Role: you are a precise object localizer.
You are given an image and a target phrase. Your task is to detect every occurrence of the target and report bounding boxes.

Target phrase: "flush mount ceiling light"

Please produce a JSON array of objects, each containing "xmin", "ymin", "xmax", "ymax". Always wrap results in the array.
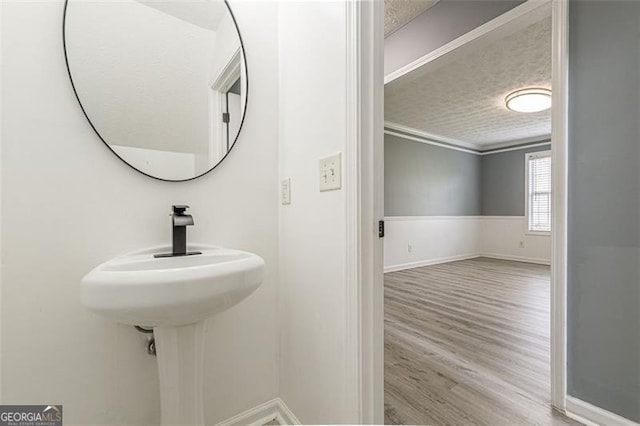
[{"xmin": 505, "ymin": 88, "xmax": 552, "ymax": 113}]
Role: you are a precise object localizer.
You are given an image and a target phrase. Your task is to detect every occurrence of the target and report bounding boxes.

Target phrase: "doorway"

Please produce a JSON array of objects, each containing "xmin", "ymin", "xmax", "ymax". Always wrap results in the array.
[{"xmin": 353, "ymin": 0, "xmax": 570, "ymax": 423}]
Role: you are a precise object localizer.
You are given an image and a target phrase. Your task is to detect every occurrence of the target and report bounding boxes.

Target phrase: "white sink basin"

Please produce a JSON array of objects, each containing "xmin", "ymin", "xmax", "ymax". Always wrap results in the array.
[
  {"xmin": 81, "ymin": 243, "xmax": 264, "ymax": 425},
  {"xmin": 82, "ymin": 244, "xmax": 264, "ymax": 327}
]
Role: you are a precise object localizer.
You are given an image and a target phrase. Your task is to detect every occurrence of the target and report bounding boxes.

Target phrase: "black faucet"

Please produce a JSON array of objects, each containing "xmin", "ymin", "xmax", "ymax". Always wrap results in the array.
[
  {"xmin": 154, "ymin": 205, "xmax": 201, "ymax": 258},
  {"xmin": 171, "ymin": 205, "xmax": 193, "ymax": 255}
]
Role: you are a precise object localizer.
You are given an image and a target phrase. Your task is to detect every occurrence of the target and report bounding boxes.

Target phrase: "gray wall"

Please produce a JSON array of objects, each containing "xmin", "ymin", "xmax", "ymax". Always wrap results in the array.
[
  {"xmin": 385, "ymin": 133, "xmax": 550, "ymax": 217},
  {"xmin": 568, "ymin": 1, "xmax": 640, "ymax": 421},
  {"xmin": 384, "ymin": 0, "xmax": 523, "ymax": 76},
  {"xmin": 385, "ymin": 134, "xmax": 481, "ymax": 216},
  {"xmin": 481, "ymin": 144, "xmax": 550, "ymax": 216}
]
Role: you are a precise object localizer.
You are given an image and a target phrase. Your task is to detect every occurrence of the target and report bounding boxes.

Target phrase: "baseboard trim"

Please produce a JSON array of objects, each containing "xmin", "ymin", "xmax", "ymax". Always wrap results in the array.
[
  {"xmin": 480, "ymin": 253, "xmax": 551, "ymax": 265},
  {"xmin": 383, "ymin": 215, "xmax": 526, "ymax": 221},
  {"xmin": 384, "ymin": 253, "xmax": 481, "ymax": 273},
  {"xmin": 215, "ymin": 398, "xmax": 300, "ymax": 426},
  {"xmin": 384, "ymin": 215, "xmax": 483, "ymax": 221},
  {"xmin": 566, "ymin": 396, "xmax": 639, "ymax": 426},
  {"xmin": 385, "ymin": 253, "xmax": 552, "ymax": 272}
]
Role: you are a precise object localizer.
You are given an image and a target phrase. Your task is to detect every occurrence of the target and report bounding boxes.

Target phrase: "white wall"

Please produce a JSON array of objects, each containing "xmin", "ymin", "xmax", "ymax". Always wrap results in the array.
[
  {"xmin": 384, "ymin": 216, "xmax": 551, "ymax": 272},
  {"xmin": 209, "ymin": 9, "xmax": 242, "ymax": 87},
  {"xmin": 278, "ymin": 1, "xmax": 353, "ymax": 423},
  {"xmin": 0, "ymin": 0, "xmax": 3, "ymax": 397},
  {"xmin": 384, "ymin": 216, "xmax": 481, "ymax": 272},
  {"xmin": 206, "ymin": 10, "xmax": 244, "ymax": 172},
  {"xmin": 65, "ymin": 0, "xmax": 216, "ymax": 157},
  {"xmin": 1, "ymin": 1, "xmax": 278, "ymax": 424},
  {"xmin": 480, "ymin": 216, "xmax": 551, "ymax": 264},
  {"xmin": 111, "ymin": 145, "xmax": 196, "ymax": 180}
]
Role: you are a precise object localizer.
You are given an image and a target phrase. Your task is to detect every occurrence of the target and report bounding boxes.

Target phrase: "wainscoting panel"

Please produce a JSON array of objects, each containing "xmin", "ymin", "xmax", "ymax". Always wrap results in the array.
[
  {"xmin": 384, "ymin": 216, "xmax": 481, "ymax": 272},
  {"xmin": 384, "ymin": 216, "xmax": 551, "ymax": 272},
  {"xmin": 480, "ymin": 216, "xmax": 551, "ymax": 265}
]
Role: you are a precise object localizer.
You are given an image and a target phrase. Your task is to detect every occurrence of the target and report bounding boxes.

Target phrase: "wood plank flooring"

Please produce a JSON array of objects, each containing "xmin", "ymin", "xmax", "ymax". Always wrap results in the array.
[{"xmin": 384, "ymin": 257, "xmax": 579, "ymax": 426}]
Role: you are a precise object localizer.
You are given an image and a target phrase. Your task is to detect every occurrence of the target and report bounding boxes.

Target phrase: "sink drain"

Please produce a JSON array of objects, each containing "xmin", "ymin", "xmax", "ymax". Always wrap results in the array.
[
  {"xmin": 147, "ymin": 336, "xmax": 156, "ymax": 356},
  {"xmin": 134, "ymin": 325, "xmax": 156, "ymax": 356}
]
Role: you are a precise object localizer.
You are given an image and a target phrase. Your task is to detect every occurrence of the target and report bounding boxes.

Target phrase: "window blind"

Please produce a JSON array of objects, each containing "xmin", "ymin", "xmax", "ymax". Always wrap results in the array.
[{"xmin": 528, "ymin": 153, "xmax": 551, "ymax": 232}]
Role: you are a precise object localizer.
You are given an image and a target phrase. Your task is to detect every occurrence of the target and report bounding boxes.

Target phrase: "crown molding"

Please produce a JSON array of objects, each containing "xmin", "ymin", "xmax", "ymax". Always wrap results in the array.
[
  {"xmin": 385, "ymin": 121, "xmax": 551, "ymax": 155},
  {"xmin": 384, "ymin": 121, "xmax": 481, "ymax": 151},
  {"xmin": 482, "ymin": 135, "xmax": 551, "ymax": 151}
]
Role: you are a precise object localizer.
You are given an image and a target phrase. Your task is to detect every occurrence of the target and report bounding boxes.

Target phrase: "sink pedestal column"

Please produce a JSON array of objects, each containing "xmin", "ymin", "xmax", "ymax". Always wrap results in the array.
[{"xmin": 154, "ymin": 322, "xmax": 206, "ymax": 426}]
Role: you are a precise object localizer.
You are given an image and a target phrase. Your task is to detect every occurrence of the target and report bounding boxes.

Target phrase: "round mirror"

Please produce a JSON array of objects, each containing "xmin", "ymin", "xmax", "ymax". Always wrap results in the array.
[{"xmin": 63, "ymin": 0, "xmax": 248, "ymax": 181}]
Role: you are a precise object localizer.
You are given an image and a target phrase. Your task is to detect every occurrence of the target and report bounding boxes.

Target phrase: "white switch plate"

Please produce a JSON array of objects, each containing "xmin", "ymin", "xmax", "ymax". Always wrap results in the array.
[
  {"xmin": 281, "ymin": 178, "xmax": 291, "ymax": 205},
  {"xmin": 319, "ymin": 153, "xmax": 342, "ymax": 192}
]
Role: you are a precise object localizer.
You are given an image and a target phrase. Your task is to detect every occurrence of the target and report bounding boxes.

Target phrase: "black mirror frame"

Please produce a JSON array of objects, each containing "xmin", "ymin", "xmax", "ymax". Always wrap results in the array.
[{"xmin": 62, "ymin": 0, "xmax": 249, "ymax": 182}]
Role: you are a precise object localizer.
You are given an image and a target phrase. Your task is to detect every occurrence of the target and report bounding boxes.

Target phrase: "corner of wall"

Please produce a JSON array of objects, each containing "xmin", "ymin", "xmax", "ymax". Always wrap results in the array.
[
  {"xmin": 276, "ymin": 1, "xmax": 351, "ymax": 422},
  {"xmin": 0, "ymin": 0, "xmax": 4, "ymax": 403}
]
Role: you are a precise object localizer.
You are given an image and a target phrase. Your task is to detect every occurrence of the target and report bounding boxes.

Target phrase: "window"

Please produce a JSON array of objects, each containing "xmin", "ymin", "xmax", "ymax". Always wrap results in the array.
[{"xmin": 526, "ymin": 151, "xmax": 552, "ymax": 233}]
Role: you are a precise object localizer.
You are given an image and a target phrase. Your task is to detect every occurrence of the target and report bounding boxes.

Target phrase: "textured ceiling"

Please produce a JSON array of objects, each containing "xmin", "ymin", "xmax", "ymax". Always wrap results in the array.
[
  {"xmin": 384, "ymin": 0, "xmax": 439, "ymax": 38},
  {"xmin": 385, "ymin": 17, "xmax": 552, "ymax": 147}
]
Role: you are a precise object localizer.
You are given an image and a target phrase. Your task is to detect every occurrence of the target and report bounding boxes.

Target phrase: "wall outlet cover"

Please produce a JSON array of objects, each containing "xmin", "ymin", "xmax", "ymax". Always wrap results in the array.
[{"xmin": 319, "ymin": 153, "xmax": 342, "ymax": 192}]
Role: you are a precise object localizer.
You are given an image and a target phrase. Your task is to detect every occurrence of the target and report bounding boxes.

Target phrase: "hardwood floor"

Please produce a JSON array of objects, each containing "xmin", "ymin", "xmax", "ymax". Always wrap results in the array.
[{"xmin": 384, "ymin": 257, "xmax": 579, "ymax": 426}]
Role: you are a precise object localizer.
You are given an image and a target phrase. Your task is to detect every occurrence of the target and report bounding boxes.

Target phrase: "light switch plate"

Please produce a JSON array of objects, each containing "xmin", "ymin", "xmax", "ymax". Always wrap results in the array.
[
  {"xmin": 281, "ymin": 178, "xmax": 291, "ymax": 205},
  {"xmin": 319, "ymin": 153, "xmax": 342, "ymax": 192}
]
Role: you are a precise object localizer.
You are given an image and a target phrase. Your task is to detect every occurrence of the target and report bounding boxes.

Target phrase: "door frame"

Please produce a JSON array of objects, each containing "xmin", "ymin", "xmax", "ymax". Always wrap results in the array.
[
  {"xmin": 550, "ymin": 0, "xmax": 569, "ymax": 410},
  {"xmin": 348, "ymin": 0, "xmax": 570, "ymax": 421},
  {"xmin": 345, "ymin": 0, "xmax": 385, "ymax": 422},
  {"xmin": 209, "ymin": 48, "xmax": 244, "ymax": 164}
]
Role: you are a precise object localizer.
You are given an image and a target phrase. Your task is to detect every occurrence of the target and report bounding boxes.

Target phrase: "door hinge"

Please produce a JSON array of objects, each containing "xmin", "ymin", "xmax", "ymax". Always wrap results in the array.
[
  {"xmin": 222, "ymin": 112, "xmax": 230, "ymax": 123},
  {"xmin": 378, "ymin": 220, "xmax": 385, "ymax": 238}
]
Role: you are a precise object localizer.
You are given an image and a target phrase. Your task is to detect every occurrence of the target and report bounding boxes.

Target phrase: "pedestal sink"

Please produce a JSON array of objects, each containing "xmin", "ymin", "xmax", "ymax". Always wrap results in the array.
[{"xmin": 81, "ymin": 244, "xmax": 264, "ymax": 425}]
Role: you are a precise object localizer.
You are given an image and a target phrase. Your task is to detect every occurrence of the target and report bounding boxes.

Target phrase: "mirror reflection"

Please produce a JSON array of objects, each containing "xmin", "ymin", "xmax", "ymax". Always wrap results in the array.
[{"xmin": 64, "ymin": 0, "xmax": 248, "ymax": 181}]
